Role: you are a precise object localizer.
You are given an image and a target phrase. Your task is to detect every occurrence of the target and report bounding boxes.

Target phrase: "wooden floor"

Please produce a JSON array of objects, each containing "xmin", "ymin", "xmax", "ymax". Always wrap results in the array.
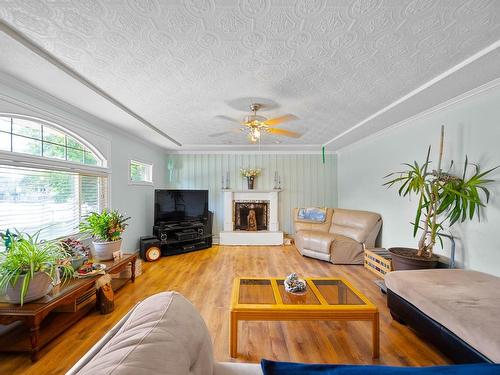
[{"xmin": 0, "ymin": 245, "xmax": 450, "ymax": 374}]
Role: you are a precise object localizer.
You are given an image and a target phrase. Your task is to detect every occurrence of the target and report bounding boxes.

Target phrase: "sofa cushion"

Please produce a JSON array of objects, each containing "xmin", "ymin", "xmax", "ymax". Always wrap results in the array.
[
  {"xmin": 295, "ymin": 230, "xmax": 335, "ymax": 254},
  {"xmin": 260, "ymin": 359, "xmax": 500, "ymax": 375},
  {"xmin": 329, "ymin": 208, "xmax": 381, "ymax": 244},
  {"xmin": 385, "ymin": 269, "xmax": 500, "ymax": 362},
  {"xmin": 74, "ymin": 292, "xmax": 214, "ymax": 375}
]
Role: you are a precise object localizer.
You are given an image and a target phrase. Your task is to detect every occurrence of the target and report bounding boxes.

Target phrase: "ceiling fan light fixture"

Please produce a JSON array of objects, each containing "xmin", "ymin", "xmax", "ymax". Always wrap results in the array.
[{"xmin": 243, "ymin": 114, "xmax": 266, "ymax": 125}]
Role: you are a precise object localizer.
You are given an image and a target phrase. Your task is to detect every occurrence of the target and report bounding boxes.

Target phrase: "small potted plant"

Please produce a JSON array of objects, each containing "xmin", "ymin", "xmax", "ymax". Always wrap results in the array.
[
  {"xmin": 79, "ymin": 209, "xmax": 130, "ymax": 260},
  {"xmin": 61, "ymin": 238, "xmax": 90, "ymax": 270},
  {"xmin": 384, "ymin": 127, "xmax": 498, "ymax": 270},
  {"xmin": 0, "ymin": 229, "xmax": 73, "ymax": 306},
  {"xmin": 240, "ymin": 168, "xmax": 261, "ymax": 190}
]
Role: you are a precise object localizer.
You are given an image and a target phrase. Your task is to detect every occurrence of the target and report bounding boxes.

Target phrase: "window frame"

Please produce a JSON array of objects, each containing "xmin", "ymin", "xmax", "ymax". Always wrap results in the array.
[
  {"xmin": 0, "ymin": 113, "xmax": 107, "ymax": 171},
  {"xmin": 128, "ymin": 158, "xmax": 153, "ymax": 186},
  {"xmin": 0, "ymin": 113, "xmax": 110, "ymax": 241}
]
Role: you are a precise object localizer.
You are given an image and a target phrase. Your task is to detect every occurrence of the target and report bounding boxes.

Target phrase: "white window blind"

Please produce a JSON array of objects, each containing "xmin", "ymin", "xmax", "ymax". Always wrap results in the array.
[{"xmin": 0, "ymin": 165, "xmax": 107, "ymax": 242}]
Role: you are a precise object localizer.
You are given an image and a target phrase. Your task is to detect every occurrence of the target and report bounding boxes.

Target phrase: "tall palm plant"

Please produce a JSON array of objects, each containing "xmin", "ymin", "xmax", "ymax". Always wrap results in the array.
[{"xmin": 384, "ymin": 126, "xmax": 498, "ymax": 258}]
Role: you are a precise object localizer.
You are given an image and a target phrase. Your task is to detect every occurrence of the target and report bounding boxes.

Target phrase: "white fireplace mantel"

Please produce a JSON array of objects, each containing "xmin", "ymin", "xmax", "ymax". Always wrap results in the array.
[{"xmin": 219, "ymin": 189, "xmax": 283, "ymax": 245}]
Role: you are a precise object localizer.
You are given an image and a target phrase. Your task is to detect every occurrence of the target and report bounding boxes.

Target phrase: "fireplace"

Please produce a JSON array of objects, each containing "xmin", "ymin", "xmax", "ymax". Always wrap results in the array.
[
  {"xmin": 220, "ymin": 189, "xmax": 283, "ymax": 245},
  {"xmin": 234, "ymin": 201, "xmax": 269, "ymax": 231}
]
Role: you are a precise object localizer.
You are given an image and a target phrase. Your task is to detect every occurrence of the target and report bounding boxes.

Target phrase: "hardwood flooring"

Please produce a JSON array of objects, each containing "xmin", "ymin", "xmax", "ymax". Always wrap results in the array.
[{"xmin": 0, "ymin": 245, "xmax": 450, "ymax": 374}]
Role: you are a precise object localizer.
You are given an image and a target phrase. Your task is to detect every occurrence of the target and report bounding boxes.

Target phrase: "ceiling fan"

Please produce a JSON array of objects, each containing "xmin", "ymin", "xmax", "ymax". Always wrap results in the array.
[{"xmin": 209, "ymin": 103, "xmax": 302, "ymax": 143}]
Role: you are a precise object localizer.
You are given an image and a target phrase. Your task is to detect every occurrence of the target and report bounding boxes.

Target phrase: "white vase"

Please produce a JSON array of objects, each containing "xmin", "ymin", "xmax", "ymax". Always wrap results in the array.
[
  {"xmin": 6, "ymin": 272, "xmax": 53, "ymax": 304},
  {"xmin": 92, "ymin": 240, "xmax": 122, "ymax": 260}
]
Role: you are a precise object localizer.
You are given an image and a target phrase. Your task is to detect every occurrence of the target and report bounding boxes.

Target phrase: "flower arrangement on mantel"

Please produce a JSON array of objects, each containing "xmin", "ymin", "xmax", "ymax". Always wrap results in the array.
[{"xmin": 240, "ymin": 168, "xmax": 261, "ymax": 190}]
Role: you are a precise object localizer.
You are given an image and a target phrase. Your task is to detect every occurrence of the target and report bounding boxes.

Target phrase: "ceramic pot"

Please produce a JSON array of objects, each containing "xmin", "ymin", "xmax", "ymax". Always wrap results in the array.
[
  {"xmin": 70, "ymin": 255, "xmax": 88, "ymax": 270},
  {"xmin": 93, "ymin": 239, "xmax": 121, "ymax": 260},
  {"xmin": 6, "ymin": 272, "xmax": 53, "ymax": 304},
  {"xmin": 247, "ymin": 176, "xmax": 255, "ymax": 189},
  {"xmin": 389, "ymin": 247, "xmax": 439, "ymax": 270}
]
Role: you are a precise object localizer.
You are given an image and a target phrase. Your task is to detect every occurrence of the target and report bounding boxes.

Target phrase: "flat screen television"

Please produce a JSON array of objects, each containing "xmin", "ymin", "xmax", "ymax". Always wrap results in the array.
[{"xmin": 154, "ymin": 189, "xmax": 209, "ymax": 224}]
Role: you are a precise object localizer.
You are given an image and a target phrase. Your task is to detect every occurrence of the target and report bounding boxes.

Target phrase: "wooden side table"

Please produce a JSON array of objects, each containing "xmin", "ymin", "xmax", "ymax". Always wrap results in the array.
[{"xmin": 0, "ymin": 253, "xmax": 137, "ymax": 362}]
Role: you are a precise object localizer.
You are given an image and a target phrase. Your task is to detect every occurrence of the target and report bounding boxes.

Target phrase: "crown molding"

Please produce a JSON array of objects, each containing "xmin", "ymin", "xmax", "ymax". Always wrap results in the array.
[
  {"xmin": 0, "ymin": 72, "xmax": 171, "ymax": 155},
  {"xmin": 336, "ymin": 75, "xmax": 500, "ymax": 153},
  {"xmin": 170, "ymin": 144, "xmax": 333, "ymax": 154},
  {"xmin": 323, "ymin": 39, "xmax": 500, "ymax": 149},
  {"xmin": 0, "ymin": 19, "xmax": 181, "ymax": 147}
]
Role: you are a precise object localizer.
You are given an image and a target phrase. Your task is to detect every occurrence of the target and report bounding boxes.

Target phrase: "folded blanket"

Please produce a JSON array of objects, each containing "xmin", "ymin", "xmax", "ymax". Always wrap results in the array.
[
  {"xmin": 261, "ymin": 359, "xmax": 500, "ymax": 375},
  {"xmin": 296, "ymin": 207, "xmax": 327, "ymax": 223}
]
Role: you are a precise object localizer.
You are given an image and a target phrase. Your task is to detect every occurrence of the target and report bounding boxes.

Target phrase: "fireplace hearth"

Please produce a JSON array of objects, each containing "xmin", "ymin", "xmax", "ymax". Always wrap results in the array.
[{"xmin": 234, "ymin": 201, "xmax": 269, "ymax": 231}]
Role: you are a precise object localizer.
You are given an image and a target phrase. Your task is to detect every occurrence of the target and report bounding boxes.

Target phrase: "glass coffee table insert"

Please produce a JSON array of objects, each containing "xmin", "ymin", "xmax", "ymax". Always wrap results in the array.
[{"xmin": 236, "ymin": 278, "xmax": 366, "ymax": 306}]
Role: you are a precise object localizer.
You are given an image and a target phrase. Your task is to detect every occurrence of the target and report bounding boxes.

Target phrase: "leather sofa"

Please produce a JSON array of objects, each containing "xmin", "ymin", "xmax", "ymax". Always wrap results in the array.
[
  {"xmin": 293, "ymin": 208, "xmax": 382, "ymax": 264},
  {"xmin": 67, "ymin": 292, "xmax": 261, "ymax": 375}
]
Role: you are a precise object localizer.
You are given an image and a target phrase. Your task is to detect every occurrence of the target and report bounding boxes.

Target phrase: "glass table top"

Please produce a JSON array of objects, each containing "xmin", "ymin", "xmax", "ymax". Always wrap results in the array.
[{"xmin": 236, "ymin": 278, "xmax": 367, "ymax": 306}]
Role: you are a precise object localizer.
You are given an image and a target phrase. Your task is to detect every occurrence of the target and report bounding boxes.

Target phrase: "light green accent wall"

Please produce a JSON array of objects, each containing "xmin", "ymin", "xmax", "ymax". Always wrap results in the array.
[
  {"xmin": 338, "ymin": 84, "xmax": 500, "ymax": 276},
  {"xmin": 166, "ymin": 153, "xmax": 337, "ymax": 237}
]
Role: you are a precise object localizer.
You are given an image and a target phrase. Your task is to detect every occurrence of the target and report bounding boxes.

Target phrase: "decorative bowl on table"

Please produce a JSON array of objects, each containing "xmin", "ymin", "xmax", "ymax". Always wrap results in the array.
[{"xmin": 284, "ymin": 273, "xmax": 307, "ymax": 294}]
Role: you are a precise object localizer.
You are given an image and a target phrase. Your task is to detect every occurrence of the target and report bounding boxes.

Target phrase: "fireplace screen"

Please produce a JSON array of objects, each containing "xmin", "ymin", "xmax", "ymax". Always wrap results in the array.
[{"xmin": 234, "ymin": 201, "xmax": 269, "ymax": 231}]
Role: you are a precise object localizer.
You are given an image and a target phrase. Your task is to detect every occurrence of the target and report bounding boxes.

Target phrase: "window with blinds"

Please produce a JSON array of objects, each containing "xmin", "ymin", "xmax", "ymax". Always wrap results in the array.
[{"xmin": 0, "ymin": 165, "xmax": 107, "ymax": 241}]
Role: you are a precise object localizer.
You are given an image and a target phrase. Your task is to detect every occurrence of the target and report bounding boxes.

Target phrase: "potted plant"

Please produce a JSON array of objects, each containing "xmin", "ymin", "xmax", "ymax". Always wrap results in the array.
[
  {"xmin": 0, "ymin": 229, "xmax": 73, "ymax": 305},
  {"xmin": 384, "ymin": 126, "xmax": 498, "ymax": 270},
  {"xmin": 79, "ymin": 209, "xmax": 130, "ymax": 260},
  {"xmin": 61, "ymin": 238, "xmax": 90, "ymax": 270},
  {"xmin": 240, "ymin": 168, "xmax": 261, "ymax": 190}
]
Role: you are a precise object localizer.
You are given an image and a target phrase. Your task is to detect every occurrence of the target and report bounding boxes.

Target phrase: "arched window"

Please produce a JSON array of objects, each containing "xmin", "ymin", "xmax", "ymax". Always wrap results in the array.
[
  {"xmin": 0, "ymin": 115, "xmax": 103, "ymax": 166},
  {"xmin": 0, "ymin": 114, "xmax": 108, "ymax": 241}
]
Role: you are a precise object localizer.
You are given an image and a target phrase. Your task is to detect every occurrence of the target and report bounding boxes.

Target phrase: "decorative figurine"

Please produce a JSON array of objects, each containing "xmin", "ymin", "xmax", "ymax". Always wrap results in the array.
[
  {"xmin": 284, "ymin": 273, "xmax": 307, "ymax": 294},
  {"xmin": 247, "ymin": 209, "xmax": 257, "ymax": 231}
]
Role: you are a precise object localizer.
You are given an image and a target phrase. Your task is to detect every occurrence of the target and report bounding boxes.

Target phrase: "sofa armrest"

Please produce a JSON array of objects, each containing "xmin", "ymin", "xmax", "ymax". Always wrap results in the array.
[
  {"xmin": 364, "ymin": 218, "xmax": 382, "ymax": 248},
  {"xmin": 66, "ymin": 305, "xmax": 137, "ymax": 375}
]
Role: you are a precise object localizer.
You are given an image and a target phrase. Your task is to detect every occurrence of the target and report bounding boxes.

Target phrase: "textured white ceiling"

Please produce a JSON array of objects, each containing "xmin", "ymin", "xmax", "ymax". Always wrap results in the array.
[{"xmin": 1, "ymin": 0, "xmax": 500, "ymax": 148}]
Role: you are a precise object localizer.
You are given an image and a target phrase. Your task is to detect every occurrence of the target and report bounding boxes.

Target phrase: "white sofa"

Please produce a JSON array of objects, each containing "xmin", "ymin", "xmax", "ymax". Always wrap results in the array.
[{"xmin": 67, "ymin": 292, "xmax": 262, "ymax": 375}]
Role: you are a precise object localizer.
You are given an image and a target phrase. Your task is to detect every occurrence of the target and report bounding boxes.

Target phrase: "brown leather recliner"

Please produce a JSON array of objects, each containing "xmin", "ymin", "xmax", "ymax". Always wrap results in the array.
[{"xmin": 293, "ymin": 208, "xmax": 382, "ymax": 264}]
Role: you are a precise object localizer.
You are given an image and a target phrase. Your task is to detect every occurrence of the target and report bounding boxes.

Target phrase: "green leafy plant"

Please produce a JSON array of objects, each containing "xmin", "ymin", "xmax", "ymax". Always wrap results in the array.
[
  {"xmin": 0, "ymin": 229, "xmax": 73, "ymax": 306},
  {"xmin": 79, "ymin": 209, "xmax": 130, "ymax": 242},
  {"xmin": 384, "ymin": 126, "xmax": 498, "ymax": 258}
]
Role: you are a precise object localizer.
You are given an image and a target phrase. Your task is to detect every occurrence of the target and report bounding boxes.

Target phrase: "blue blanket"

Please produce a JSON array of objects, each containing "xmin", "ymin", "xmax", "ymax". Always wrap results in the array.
[{"xmin": 260, "ymin": 360, "xmax": 500, "ymax": 375}]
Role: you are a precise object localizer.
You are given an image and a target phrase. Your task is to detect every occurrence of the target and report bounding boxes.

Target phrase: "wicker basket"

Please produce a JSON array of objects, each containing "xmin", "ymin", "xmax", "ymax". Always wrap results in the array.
[{"xmin": 364, "ymin": 248, "xmax": 393, "ymax": 278}]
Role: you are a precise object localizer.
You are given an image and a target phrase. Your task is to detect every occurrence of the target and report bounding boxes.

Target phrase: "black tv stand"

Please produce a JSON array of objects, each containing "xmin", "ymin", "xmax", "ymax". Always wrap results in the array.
[{"xmin": 153, "ymin": 212, "xmax": 213, "ymax": 256}]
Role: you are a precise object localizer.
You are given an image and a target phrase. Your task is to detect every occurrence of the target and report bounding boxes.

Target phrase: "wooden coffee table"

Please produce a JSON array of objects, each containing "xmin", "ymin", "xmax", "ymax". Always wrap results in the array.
[
  {"xmin": 230, "ymin": 277, "xmax": 379, "ymax": 359},
  {"xmin": 0, "ymin": 253, "xmax": 136, "ymax": 362}
]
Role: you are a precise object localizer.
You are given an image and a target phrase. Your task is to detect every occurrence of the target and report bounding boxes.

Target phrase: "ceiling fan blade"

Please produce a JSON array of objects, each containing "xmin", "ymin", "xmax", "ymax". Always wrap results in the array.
[
  {"xmin": 263, "ymin": 114, "xmax": 298, "ymax": 126},
  {"xmin": 214, "ymin": 115, "xmax": 241, "ymax": 123},
  {"xmin": 208, "ymin": 131, "xmax": 231, "ymax": 137},
  {"xmin": 208, "ymin": 128, "xmax": 244, "ymax": 137},
  {"xmin": 268, "ymin": 128, "xmax": 302, "ymax": 138}
]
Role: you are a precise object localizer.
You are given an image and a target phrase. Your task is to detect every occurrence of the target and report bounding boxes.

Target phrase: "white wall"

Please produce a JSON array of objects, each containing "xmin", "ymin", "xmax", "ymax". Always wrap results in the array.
[
  {"xmin": 338, "ymin": 82, "xmax": 500, "ymax": 276},
  {"xmin": 166, "ymin": 153, "xmax": 337, "ymax": 238},
  {"xmin": 0, "ymin": 76, "xmax": 167, "ymax": 252}
]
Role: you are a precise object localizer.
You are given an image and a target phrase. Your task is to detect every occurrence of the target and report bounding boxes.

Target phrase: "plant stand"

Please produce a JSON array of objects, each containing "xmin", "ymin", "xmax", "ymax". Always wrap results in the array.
[{"xmin": 0, "ymin": 254, "xmax": 136, "ymax": 362}]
